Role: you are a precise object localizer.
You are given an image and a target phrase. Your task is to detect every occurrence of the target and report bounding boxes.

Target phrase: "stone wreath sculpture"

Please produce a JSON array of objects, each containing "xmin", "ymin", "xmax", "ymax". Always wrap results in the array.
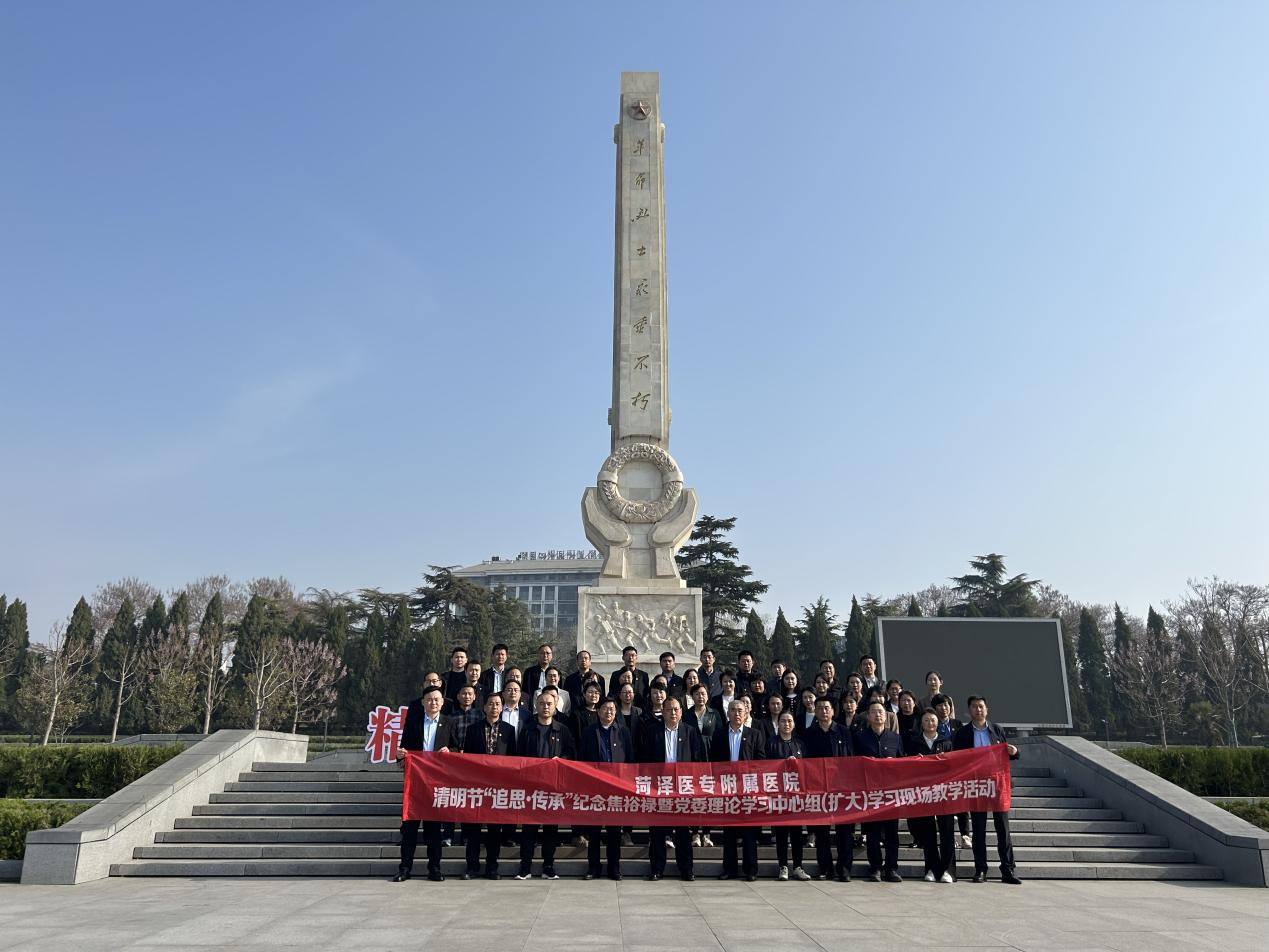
[{"xmin": 596, "ymin": 442, "xmax": 683, "ymax": 524}]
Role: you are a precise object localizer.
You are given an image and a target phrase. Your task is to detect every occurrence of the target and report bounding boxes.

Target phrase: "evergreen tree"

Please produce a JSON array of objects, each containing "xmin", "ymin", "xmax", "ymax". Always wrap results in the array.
[
  {"xmin": 1, "ymin": 596, "xmax": 30, "ymax": 727},
  {"xmin": 98, "ymin": 597, "xmax": 139, "ymax": 741},
  {"xmin": 384, "ymin": 596, "xmax": 419, "ymax": 705},
  {"xmin": 741, "ymin": 610, "xmax": 771, "ymax": 672},
  {"xmin": 468, "ymin": 604, "xmax": 494, "ymax": 674},
  {"xmin": 167, "ymin": 592, "xmax": 192, "ymax": 642},
  {"xmin": 950, "ymin": 554, "xmax": 1040, "ymax": 617},
  {"xmin": 796, "ymin": 598, "xmax": 839, "ymax": 677},
  {"xmin": 357, "ymin": 607, "xmax": 387, "ymax": 710},
  {"xmin": 768, "ymin": 608, "xmax": 797, "ymax": 674},
  {"xmin": 1110, "ymin": 603, "xmax": 1136, "ymax": 737},
  {"xmin": 64, "ymin": 597, "xmax": 96, "ymax": 656},
  {"xmin": 1078, "ymin": 607, "xmax": 1113, "ymax": 738},
  {"xmin": 906, "ymin": 596, "xmax": 922, "ymax": 617},
  {"xmin": 1061, "ymin": 620, "xmax": 1090, "ymax": 732},
  {"xmin": 194, "ymin": 592, "xmax": 230, "ymax": 734},
  {"xmin": 225, "ymin": 594, "xmax": 287, "ymax": 726},
  {"xmin": 139, "ymin": 595, "xmax": 168, "ymax": 650},
  {"xmin": 935, "ymin": 602, "xmax": 949, "ymax": 617},
  {"xmin": 843, "ymin": 597, "xmax": 870, "ymax": 670},
  {"xmin": 676, "ymin": 515, "xmax": 769, "ymax": 654}
]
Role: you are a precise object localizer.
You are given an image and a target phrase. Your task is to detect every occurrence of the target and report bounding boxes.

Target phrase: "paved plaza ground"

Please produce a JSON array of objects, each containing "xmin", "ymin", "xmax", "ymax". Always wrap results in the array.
[{"xmin": 1, "ymin": 878, "xmax": 1267, "ymax": 952}]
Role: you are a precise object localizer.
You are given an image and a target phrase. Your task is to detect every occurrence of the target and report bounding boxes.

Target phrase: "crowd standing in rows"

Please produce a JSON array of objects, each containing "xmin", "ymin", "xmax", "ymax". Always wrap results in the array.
[{"xmin": 394, "ymin": 643, "xmax": 1020, "ymax": 887}]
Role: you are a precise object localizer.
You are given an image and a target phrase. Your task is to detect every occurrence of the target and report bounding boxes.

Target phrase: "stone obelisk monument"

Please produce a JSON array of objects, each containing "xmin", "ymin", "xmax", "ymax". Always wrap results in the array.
[{"xmin": 579, "ymin": 72, "xmax": 703, "ymax": 673}]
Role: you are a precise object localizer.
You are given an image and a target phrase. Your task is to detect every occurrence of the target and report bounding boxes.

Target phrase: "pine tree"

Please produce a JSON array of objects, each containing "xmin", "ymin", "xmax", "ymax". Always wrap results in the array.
[
  {"xmin": 741, "ymin": 610, "xmax": 770, "ymax": 672},
  {"xmin": 768, "ymin": 608, "xmax": 797, "ymax": 674},
  {"xmin": 950, "ymin": 554, "xmax": 1040, "ymax": 617},
  {"xmin": 1078, "ymin": 608, "xmax": 1113, "ymax": 739},
  {"xmin": 353, "ymin": 607, "xmax": 387, "ymax": 713},
  {"xmin": 906, "ymin": 596, "xmax": 922, "ymax": 617},
  {"xmin": 64, "ymin": 598, "xmax": 96, "ymax": 656},
  {"xmin": 98, "ymin": 597, "xmax": 139, "ymax": 741},
  {"xmin": 167, "ymin": 592, "xmax": 192, "ymax": 641},
  {"xmin": 140, "ymin": 595, "xmax": 168, "ymax": 649},
  {"xmin": 468, "ymin": 604, "xmax": 494, "ymax": 675},
  {"xmin": 843, "ymin": 597, "xmax": 870, "ymax": 670},
  {"xmin": 1110, "ymin": 604, "xmax": 1136, "ymax": 737},
  {"xmin": 194, "ymin": 592, "xmax": 230, "ymax": 734},
  {"xmin": 1061, "ymin": 620, "xmax": 1090, "ymax": 731},
  {"xmin": 676, "ymin": 515, "xmax": 769, "ymax": 654},
  {"xmin": 1, "ymin": 597, "xmax": 30, "ymax": 726},
  {"xmin": 935, "ymin": 602, "xmax": 949, "ymax": 617},
  {"xmin": 796, "ymin": 598, "xmax": 839, "ymax": 677},
  {"xmin": 384, "ymin": 596, "xmax": 418, "ymax": 704}
]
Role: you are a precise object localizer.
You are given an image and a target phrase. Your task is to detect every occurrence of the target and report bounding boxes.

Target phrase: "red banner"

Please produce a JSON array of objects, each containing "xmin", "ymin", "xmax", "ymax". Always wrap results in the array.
[{"xmin": 402, "ymin": 745, "xmax": 1010, "ymax": 826}]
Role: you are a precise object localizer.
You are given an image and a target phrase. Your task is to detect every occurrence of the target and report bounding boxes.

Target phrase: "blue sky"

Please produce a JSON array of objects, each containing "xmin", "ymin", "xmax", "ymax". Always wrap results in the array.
[{"xmin": 3, "ymin": 3, "xmax": 1267, "ymax": 643}]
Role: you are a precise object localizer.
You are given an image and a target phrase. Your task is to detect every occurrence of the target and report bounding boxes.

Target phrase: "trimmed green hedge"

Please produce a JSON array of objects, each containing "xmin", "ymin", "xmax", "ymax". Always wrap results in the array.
[
  {"xmin": 0, "ymin": 745, "xmax": 185, "ymax": 799},
  {"xmin": 0, "ymin": 800, "xmax": 93, "ymax": 860},
  {"xmin": 1117, "ymin": 746, "xmax": 1269, "ymax": 797},
  {"xmin": 1215, "ymin": 800, "xmax": 1269, "ymax": 832}
]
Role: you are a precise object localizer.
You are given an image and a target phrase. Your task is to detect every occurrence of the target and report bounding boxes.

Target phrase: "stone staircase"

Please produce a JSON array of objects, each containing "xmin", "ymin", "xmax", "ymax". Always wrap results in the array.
[{"xmin": 110, "ymin": 758, "xmax": 1223, "ymax": 880}]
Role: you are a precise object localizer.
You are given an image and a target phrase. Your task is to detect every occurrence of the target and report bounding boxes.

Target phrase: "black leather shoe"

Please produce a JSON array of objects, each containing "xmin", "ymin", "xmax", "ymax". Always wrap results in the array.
[
  {"xmin": 1001, "ymin": 871, "xmax": 1022, "ymax": 885},
  {"xmin": 427, "ymin": 870, "xmax": 444, "ymax": 882},
  {"xmin": 866, "ymin": 870, "xmax": 882, "ymax": 883},
  {"xmin": 391, "ymin": 868, "xmax": 411, "ymax": 883},
  {"xmin": 584, "ymin": 872, "xmax": 597, "ymax": 881},
  {"xmin": 972, "ymin": 871, "xmax": 987, "ymax": 883},
  {"xmin": 836, "ymin": 868, "xmax": 851, "ymax": 883},
  {"xmin": 461, "ymin": 871, "xmax": 477, "ymax": 881},
  {"xmin": 744, "ymin": 874, "xmax": 757, "ymax": 882},
  {"xmin": 484, "ymin": 871, "xmax": 500, "ymax": 880},
  {"xmin": 609, "ymin": 872, "xmax": 623, "ymax": 881},
  {"xmin": 681, "ymin": 872, "xmax": 695, "ymax": 882},
  {"xmin": 717, "ymin": 872, "xmax": 735, "ymax": 880},
  {"xmin": 883, "ymin": 870, "xmax": 902, "ymax": 883},
  {"xmin": 645, "ymin": 872, "xmax": 662, "ymax": 881}
]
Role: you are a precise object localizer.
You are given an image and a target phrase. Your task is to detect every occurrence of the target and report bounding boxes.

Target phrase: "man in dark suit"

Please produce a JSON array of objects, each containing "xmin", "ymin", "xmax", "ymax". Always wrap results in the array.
[
  {"xmin": 443, "ymin": 646, "xmax": 469, "ymax": 702},
  {"xmin": 579, "ymin": 697, "xmax": 635, "ymax": 880},
  {"xmin": 461, "ymin": 692, "xmax": 516, "ymax": 879},
  {"xmin": 709, "ymin": 700, "xmax": 762, "ymax": 881},
  {"xmin": 477, "ymin": 643, "xmax": 511, "ymax": 697},
  {"xmin": 657, "ymin": 651, "xmax": 685, "ymax": 701},
  {"xmin": 522, "ymin": 642, "xmax": 554, "ymax": 698},
  {"xmin": 392, "ymin": 685, "xmax": 453, "ymax": 883},
  {"xmin": 643, "ymin": 696, "xmax": 704, "ymax": 882},
  {"xmin": 515, "ymin": 687, "xmax": 576, "ymax": 880},
  {"xmin": 616, "ymin": 645, "xmax": 651, "ymax": 700},
  {"xmin": 854, "ymin": 699, "xmax": 905, "ymax": 882},
  {"xmin": 953, "ymin": 695, "xmax": 1022, "ymax": 885},
  {"xmin": 803, "ymin": 696, "xmax": 854, "ymax": 881},
  {"xmin": 734, "ymin": 650, "xmax": 760, "ymax": 695},
  {"xmin": 564, "ymin": 649, "xmax": 607, "ymax": 708}
]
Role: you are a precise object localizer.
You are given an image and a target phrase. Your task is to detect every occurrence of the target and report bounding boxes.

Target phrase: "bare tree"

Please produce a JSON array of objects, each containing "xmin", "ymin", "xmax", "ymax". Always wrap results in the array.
[
  {"xmin": 192, "ymin": 602, "xmax": 232, "ymax": 734},
  {"xmin": 1170, "ymin": 578, "xmax": 1268, "ymax": 747},
  {"xmin": 139, "ymin": 623, "xmax": 198, "ymax": 732},
  {"xmin": 1110, "ymin": 612, "xmax": 1186, "ymax": 747},
  {"xmin": 279, "ymin": 637, "xmax": 346, "ymax": 734},
  {"xmin": 91, "ymin": 577, "xmax": 159, "ymax": 640},
  {"xmin": 178, "ymin": 575, "xmax": 249, "ymax": 631},
  {"xmin": 248, "ymin": 577, "xmax": 298, "ymax": 614},
  {"xmin": 242, "ymin": 639, "xmax": 288, "ymax": 731},
  {"xmin": 16, "ymin": 622, "xmax": 94, "ymax": 746}
]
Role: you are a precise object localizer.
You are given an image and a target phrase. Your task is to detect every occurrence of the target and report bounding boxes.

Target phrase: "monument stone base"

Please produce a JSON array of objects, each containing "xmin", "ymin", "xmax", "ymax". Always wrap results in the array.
[{"xmin": 577, "ymin": 585, "xmax": 703, "ymax": 680}]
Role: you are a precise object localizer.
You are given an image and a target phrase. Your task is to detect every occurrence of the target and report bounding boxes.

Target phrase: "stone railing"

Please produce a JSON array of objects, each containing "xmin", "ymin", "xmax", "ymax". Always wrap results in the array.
[
  {"xmin": 20, "ymin": 730, "xmax": 307, "ymax": 885},
  {"xmin": 1021, "ymin": 734, "xmax": 1269, "ymax": 886}
]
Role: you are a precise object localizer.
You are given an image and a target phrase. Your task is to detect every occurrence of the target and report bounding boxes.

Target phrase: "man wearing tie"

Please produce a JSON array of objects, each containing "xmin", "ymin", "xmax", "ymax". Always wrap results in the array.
[
  {"xmin": 644, "ymin": 697, "xmax": 704, "ymax": 882},
  {"xmin": 515, "ymin": 688, "xmax": 576, "ymax": 880},
  {"xmin": 460, "ymin": 692, "xmax": 516, "ymax": 880},
  {"xmin": 579, "ymin": 697, "xmax": 635, "ymax": 880},
  {"xmin": 953, "ymin": 695, "xmax": 1022, "ymax": 885},
  {"xmin": 392, "ymin": 685, "xmax": 453, "ymax": 883},
  {"xmin": 709, "ymin": 700, "xmax": 762, "ymax": 881}
]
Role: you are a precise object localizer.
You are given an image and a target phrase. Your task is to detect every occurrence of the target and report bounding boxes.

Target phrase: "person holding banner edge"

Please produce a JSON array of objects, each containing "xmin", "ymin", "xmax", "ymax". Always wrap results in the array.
[
  {"xmin": 953, "ymin": 695, "xmax": 1022, "ymax": 884},
  {"xmin": 392, "ymin": 685, "xmax": 453, "ymax": 883}
]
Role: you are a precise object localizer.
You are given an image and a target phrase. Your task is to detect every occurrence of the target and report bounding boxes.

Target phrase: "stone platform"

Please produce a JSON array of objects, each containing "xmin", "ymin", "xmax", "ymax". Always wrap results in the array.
[{"xmin": 2, "ymin": 877, "xmax": 1267, "ymax": 952}]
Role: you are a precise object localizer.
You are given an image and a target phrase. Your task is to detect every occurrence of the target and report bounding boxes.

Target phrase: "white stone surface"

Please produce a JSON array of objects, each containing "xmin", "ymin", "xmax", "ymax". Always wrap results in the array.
[
  {"xmin": 20, "ymin": 730, "xmax": 307, "ymax": 885},
  {"xmin": 578, "ymin": 586, "xmax": 703, "ymax": 666}
]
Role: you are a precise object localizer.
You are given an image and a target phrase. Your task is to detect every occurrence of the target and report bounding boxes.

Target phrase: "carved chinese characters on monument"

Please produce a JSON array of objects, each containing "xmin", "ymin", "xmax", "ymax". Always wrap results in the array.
[{"xmin": 579, "ymin": 71, "xmax": 702, "ymax": 672}]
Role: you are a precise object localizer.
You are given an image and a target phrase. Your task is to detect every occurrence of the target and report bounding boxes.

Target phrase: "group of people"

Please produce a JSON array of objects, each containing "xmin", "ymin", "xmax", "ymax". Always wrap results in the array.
[{"xmin": 393, "ymin": 642, "xmax": 1021, "ymax": 887}]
